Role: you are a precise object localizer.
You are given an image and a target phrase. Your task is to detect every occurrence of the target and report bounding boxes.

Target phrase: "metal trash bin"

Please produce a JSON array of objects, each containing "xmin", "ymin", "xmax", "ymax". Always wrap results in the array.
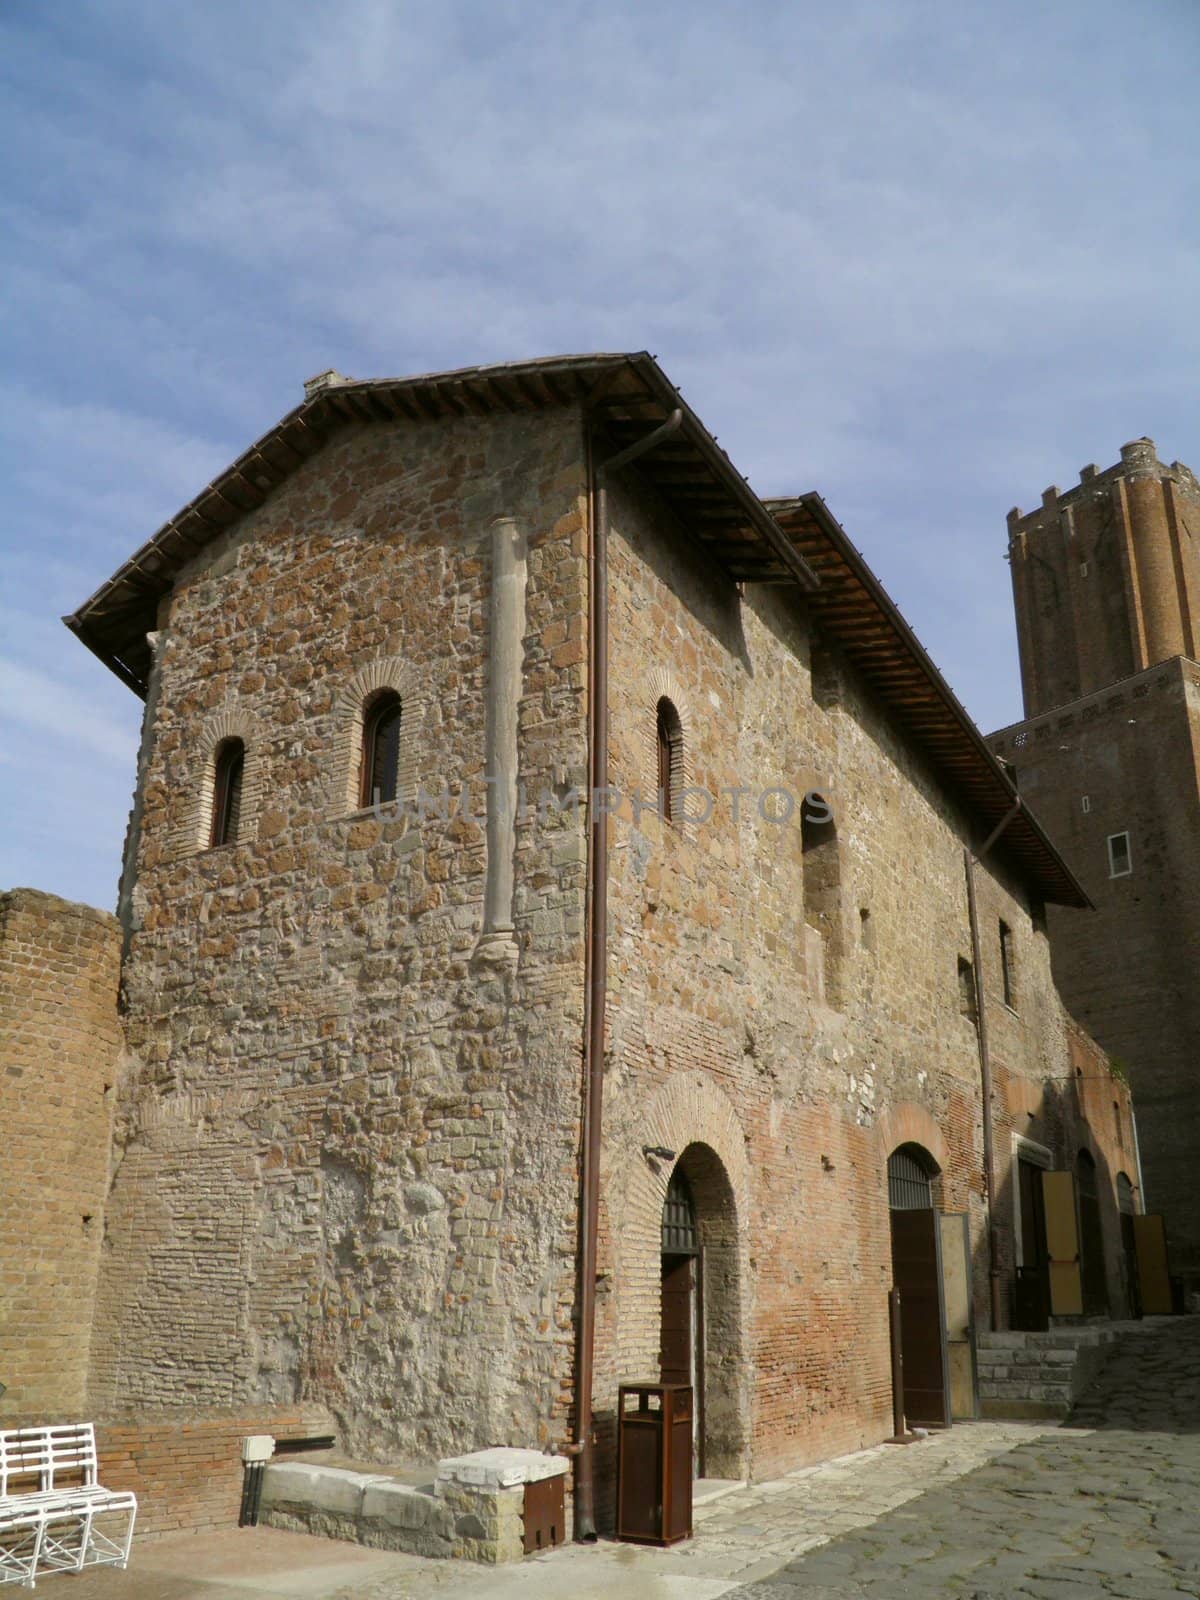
[{"xmin": 615, "ymin": 1381, "xmax": 693, "ymax": 1545}]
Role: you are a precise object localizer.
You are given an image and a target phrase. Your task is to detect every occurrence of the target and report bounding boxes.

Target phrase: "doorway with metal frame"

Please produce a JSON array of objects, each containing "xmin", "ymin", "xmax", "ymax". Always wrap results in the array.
[
  {"xmin": 660, "ymin": 1167, "xmax": 703, "ymax": 1476},
  {"xmin": 888, "ymin": 1143, "xmax": 951, "ymax": 1429}
]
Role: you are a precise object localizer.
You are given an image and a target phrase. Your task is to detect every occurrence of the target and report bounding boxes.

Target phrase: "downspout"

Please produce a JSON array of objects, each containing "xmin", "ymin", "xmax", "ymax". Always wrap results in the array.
[
  {"xmin": 963, "ymin": 796, "xmax": 1022, "ymax": 1332},
  {"xmin": 574, "ymin": 407, "xmax": 682, "ymax": 1542}
]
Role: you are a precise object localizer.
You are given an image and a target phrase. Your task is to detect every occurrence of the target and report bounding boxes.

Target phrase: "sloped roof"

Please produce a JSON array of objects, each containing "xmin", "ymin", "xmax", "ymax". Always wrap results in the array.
[
  {"xmin": 768, "ymin": 493, "xmax": 1089, "ymax": 908},
  {"xmin": 64, "ymin": 352, "xmax": 817, "ymax": 695},
  {"xmin": 64, "ymin": 350, "xmax": 1087, "ymax": 906}
]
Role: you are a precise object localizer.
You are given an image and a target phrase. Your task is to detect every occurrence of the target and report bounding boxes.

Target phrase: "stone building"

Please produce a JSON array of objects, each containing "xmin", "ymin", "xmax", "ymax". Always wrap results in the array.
[
  {"xmin": 4, "ymin": 354, "xmax": 1136, "ymax": 1536},
  {"xmin": 990, "ymin": 438, "xmax": 1200, "ymax": 1291}
]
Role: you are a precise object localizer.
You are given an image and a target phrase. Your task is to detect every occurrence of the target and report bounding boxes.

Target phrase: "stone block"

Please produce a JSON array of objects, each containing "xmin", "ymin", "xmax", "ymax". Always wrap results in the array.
[
  {"xmin": 261, "ymin": 1461, "xmax": 368, "ymax": 1517},
  {"xmin": 361, "ymin": 1479, "xmax": 454, "ymax": 1534},
  {"xmin": 436, "ymin": 1446, "xmax": 569, "ymax": 1491}
]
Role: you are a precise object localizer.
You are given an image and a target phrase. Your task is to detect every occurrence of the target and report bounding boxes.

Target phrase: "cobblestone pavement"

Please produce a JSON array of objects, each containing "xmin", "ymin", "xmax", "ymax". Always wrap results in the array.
[{"xmin": 735, "ymin": 1315, "xmax": 1200, "ymax": 1600}]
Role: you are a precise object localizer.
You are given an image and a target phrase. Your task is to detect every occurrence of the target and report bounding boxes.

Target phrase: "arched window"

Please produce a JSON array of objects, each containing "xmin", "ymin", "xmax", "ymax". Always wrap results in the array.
[
  {"xmin": 360, "ymin": 691, "xmax": 402, "ymax": 808},
  {"xmin": 661, "ymin": 1169, "xmax": 698, "ymax": 1256},
  {"xmin": 656, "ymin": 697, "xmax": 682, "ymax": 823},
  {"xmin": 209, "ymin": 738, "xmax": 245, "ymax": 848}
]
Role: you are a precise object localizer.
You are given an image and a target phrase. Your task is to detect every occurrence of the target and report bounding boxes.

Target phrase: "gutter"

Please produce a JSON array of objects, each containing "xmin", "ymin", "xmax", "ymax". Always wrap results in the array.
[
  {"xmin": 573, "ymin": 407, "xmax": 682, "ymax": 1541},
  {"xmin": 963, "ymin": 796, "xmax": 1023, "ymax": 1331}
]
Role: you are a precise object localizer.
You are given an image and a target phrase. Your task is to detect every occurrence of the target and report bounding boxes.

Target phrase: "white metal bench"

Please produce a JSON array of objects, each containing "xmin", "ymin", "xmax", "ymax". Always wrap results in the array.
[{"xmin": 0, "ymin": 1424, "xmax": 137, "ymax": 1588}]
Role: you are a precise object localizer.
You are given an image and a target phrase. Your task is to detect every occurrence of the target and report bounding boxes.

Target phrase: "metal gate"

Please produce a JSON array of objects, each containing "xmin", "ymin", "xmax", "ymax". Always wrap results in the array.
[
  {"xmin": 660, "ymin": 1170, "xmax": 703, "ymax": 1475},
  {"xmin": 1117, "ymin": 1174, "xmax": 1140, "ymax": 1317}
]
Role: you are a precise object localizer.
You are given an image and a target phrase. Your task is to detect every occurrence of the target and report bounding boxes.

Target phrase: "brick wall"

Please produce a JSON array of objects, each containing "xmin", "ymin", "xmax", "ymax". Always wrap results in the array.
[
  {"xmin": 0, "ymin": 889, "xmax": 122, "ymax": 1413},
  {"xmin": 4, "ymin": 1405, "xmax": 334, "ymax": 1537},
  {"xmin": 589, "ymin": 460, "xmax": 1131, "ymax": 1507}
]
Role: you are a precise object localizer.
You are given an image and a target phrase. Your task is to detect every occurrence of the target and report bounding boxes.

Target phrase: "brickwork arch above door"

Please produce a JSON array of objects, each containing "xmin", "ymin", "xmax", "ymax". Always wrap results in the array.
[
  {"xmin": 874, "ymin": 1103, "xmax": 949, "ymax": 1178},
  {"xmin": 602, "ymin": 1070, "xmax": 752, "ymax": 1270}
]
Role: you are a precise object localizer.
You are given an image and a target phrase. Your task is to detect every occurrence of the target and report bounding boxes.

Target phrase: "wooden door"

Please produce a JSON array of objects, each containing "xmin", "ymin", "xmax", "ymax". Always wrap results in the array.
[
  {"xmin": 1043, "ymin": 1171, "xmax": 1083, "ymax": 1316},
  {"xmin": 660, "ymin": 1255, "xmax": 700, "ymax": 1476},
  {"xmin": 890, "ymin": 1208, "xmax": 950, "ymax": 1428},
  {"xmin": 1133, "ymin": 1214, "xmax": 1173, "ymax": 1315},
  {"xmin": 661, "ymin": 1255, "xmax": 694, "ymax": 1387}
]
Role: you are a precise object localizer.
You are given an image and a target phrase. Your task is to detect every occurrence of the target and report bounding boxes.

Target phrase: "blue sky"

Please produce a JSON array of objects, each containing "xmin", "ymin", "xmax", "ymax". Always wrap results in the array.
[{"xmin": 2, "ymin": 0, "xmax": 1198, "ymax": 911}]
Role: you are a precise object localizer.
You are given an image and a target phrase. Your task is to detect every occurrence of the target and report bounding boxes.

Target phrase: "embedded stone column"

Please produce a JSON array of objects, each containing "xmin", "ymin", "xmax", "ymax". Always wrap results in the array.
[{"xmin": 475, "ymin": 515, "xmax": 527, "ymax": 968}]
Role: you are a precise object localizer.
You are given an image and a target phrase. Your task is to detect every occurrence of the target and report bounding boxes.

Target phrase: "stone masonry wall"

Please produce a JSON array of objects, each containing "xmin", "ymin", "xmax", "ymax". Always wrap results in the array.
[
  {"xmin": 91, "ymin": 408, "xmax": 591, "ymax": 1464},
  {"xmin": 0, "ymin": 889, "xmax": 122, "ymax": 1414}
]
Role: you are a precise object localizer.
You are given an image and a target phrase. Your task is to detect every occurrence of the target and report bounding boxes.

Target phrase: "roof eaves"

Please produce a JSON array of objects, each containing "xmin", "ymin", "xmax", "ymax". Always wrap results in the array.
[
  {"xmin": 66, "ymin": 352, "xmax": 818, "ymax": 695},
  {"xmin": 767, "ymin": 491, "xmax": 1091, "ymax": 910}
]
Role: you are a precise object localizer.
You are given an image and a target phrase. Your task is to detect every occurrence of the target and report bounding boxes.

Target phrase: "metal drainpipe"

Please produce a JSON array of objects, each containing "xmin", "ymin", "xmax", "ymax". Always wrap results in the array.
[
  {"xmin": 574, "ymin": 408, "xmax": 682, "ymax": 1542},
  {"xmin": 963, "ymin": 796, "xmax": 1023, "ymax": 1333}
]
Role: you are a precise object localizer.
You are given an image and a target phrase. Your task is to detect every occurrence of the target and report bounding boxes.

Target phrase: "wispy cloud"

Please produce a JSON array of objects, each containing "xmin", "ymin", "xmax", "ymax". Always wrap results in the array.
[
  {"xmin": 0, "ymin": 659, "xmax": 137, "ymax": 763},
  {"xmin": 1, "ymin": 0, "xmax": 1198, "ymax": 904}
]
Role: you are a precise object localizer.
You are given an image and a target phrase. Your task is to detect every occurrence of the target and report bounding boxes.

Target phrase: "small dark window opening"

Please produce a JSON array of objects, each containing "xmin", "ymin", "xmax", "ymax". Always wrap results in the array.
[
  {"xmin": 801, "ymin": 799, "xmax": 838, "ymax": 924},
  {"xmin": 958, "ymin": 956, "xmax": 977, "ymax": 1021},
  {"xmin": 210, "ymin": 738, "xmax": 245, "ymax": 848},
  {"xmin": 1114, "ymin": 1100, "xmax": 1123, "ymax": 1150},
  {"xmin": 1030, "ymin": 897, "xmax": 1047, "ymax": 935},
  {"xmin": 656, "ymin": 697, "xmax": 682, "ymax": 824},
  {"xmin": 1107, "ymin": 831, "xmax": 1131, "ymax": 878},
  {"xmin": 999, "ymin": 920, "xmax": 1015, "ymax": 1008},
  {"xmin": 360, "ymin": 692, "xmax": 402, "ymax": 808}
]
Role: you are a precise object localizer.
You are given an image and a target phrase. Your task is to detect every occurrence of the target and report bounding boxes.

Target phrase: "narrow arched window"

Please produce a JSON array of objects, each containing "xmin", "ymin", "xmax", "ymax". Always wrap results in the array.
[
  {"xmin": 656, "ymin": 697, "xmax": 682, "ymax": 823},
  {"xmin": 360, "ymin": 691, "xmax": 402, "ymax": 808},
  {"xmin": 210, "ymin": 738, "xmax": 245, "ymax": 848}
]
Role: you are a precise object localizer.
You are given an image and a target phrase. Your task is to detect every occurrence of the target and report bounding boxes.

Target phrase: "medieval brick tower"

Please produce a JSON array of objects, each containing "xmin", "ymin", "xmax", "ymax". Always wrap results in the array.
[{"xmin": 990, "ymin": 439, "xmax": 1200, "ymax": 1288}]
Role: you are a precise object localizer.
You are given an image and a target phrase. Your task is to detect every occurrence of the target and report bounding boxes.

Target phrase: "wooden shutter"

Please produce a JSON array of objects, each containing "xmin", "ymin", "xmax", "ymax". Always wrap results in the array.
[
  {"xmin": 1043, "ymin": 1170, "xmax": 1083, "ymax": 1316},
  {"xmin": 1132, "ymin": 1214, "xmax": 1173, "ymax": 1315}
]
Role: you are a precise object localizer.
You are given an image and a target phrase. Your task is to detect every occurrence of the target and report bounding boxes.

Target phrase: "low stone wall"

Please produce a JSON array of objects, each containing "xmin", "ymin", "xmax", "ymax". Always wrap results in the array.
[{"xmin": 260, "ymin": 1448, "xmax": 566, "ymax": 1564}]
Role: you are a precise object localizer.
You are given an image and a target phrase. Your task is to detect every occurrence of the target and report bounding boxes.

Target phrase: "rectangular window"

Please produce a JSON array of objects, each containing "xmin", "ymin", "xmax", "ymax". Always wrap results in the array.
[
  {"xmin": 1081, "ymin": 795, "xmax": 1090, "ymax": 814},
  {"xmin": 999, "ymin": 920, "xmax": 1015, "ymax": 1009},
  {"xmin": 1108, "ymin": 832, "xmax": 1132, "ymax": 877}
]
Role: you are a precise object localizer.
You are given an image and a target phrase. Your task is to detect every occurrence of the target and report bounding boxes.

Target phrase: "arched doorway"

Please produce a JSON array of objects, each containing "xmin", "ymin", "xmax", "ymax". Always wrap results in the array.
[
  {"xmin": 887, "ymin": 1143, "xmax": 950, "ymax": 1428},
  {"xmin": 1076, "ymin": 1150, "xmax": 1107, "ymax": 1316},
  {"xmin": 659, "ymin": 1144, "xmax": 744, "ymax": 1480}
]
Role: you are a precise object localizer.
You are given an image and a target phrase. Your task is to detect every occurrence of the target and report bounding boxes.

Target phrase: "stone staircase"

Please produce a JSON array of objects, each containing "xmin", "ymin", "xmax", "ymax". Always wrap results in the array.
[{"xmin": 976, "ymin": 1324, "xmax": 1126, "ymax": 1419}]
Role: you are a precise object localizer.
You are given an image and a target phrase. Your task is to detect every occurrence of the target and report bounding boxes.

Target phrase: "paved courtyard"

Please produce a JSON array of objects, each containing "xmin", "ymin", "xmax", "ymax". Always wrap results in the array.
[
  {"xmin": 739, "ymin": 1314, "xmax": 1200, "ymax": 1600},
  {"xmin": 57, "ymin": 1316, "xmax": 1200, "ymax": 1599}
]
